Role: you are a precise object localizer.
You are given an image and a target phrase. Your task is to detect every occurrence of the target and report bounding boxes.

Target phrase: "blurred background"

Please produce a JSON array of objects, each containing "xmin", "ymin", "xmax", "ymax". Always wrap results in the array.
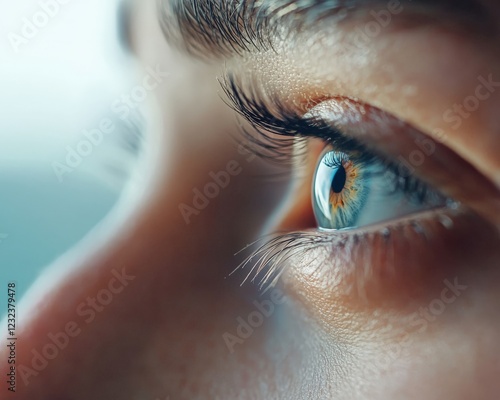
[{"xmin": 0, "ymin": 0, "xmax": 145, "ymax": 311}]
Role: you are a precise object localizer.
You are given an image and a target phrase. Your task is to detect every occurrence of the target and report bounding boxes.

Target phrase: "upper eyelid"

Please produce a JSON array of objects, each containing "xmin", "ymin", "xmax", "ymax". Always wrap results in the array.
[
  {"xmin": 158, "ymin": 0, "xmax": 490, "ymax": 59},
  {"xmin": 220, "ymin": 74, "xmax": 373, "ymax": 160},
  {"xmin": 222, "ymin": 74, "xmax": 500, "ymax": 229},
  {"xmin": 222, "ymin": 75, "xmax": 435, "ymax": 203}
]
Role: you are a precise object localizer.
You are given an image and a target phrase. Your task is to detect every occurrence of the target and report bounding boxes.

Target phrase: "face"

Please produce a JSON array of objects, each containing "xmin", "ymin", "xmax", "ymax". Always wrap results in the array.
[{"xmin": 7, "ymin": 0, "xmax": 500, "ymax": 399}]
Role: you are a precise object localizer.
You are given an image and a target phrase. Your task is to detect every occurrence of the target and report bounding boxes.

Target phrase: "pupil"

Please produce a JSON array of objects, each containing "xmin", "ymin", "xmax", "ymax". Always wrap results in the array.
[{"xmin": 331, "ymin": 165, "xmax": 347, "ymax": 193}]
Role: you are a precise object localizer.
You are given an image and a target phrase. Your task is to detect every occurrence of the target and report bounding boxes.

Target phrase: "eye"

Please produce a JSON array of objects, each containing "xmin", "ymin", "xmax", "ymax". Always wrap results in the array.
[
  {"xmin": 313, "ymin": 149, "xmax": 367, "ymax": 230},
  {"xmin": 313, "ymin": 146, "xmax": 448, "ymax": 230},
  {"xmin": 222, "ymin": 75, "xmax": 499, "ymax": 235}
]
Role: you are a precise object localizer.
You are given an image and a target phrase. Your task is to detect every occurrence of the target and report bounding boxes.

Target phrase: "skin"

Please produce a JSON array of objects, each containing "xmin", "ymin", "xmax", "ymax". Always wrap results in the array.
[{"xmin": 3, "ymin": 1, "xmax": 500, "ymax": 399}]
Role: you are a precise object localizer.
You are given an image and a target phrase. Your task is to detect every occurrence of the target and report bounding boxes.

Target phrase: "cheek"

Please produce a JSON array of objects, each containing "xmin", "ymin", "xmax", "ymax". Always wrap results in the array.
[
  {"xmin": 348, "ymin": 322, "xmax": 500, "ymax": 400},
  {"xmin": 282, "ymin": 245, "xmax": 500, "ymax": 399}
]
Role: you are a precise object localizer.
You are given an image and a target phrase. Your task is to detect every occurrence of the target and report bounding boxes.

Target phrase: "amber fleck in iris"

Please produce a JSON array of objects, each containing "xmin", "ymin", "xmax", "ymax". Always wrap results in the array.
[{"xmin": 316, "ymin": 151, "xmax": 368, "ymax": 229}]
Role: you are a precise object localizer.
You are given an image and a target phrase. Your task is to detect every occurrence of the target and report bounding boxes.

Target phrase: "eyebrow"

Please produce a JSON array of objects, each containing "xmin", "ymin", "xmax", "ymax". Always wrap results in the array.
[{"xmin": 158, "ymin": 0, "xmax": 488, "ymax": 58}]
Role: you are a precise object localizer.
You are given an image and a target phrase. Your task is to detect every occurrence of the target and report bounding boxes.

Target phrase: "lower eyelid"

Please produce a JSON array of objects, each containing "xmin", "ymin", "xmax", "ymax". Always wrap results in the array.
[{"xmin": 237, "ymin": 207, "xmax": 496, "ymax": 326}]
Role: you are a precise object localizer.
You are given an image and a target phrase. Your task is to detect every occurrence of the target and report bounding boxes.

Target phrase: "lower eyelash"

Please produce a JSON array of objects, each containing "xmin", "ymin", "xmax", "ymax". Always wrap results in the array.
[
  {"xmin": 233, "ymin": 232, "xmax": 330, "ymax": 290},
  {"xmin": 233, "ymin": 206, "xmax": 467, "ymax": 294}
]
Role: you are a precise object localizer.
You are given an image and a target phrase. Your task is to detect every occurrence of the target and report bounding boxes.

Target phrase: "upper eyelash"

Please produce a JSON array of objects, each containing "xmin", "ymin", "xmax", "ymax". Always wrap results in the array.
[
  {"xmin": 220, "ymin": 74, "xmax": 367, "ymax": 164},
  {"xmin": 220, "ymin": 74, "xmax": 433, "ymax": 202},
  {"xmin": 323, "ymin": 151, "xmax": 349, "ymax": 168}
]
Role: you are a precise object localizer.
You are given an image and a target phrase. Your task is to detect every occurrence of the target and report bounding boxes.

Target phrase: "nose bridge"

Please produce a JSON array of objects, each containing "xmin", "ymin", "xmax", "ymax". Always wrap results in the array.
[{"xmin": 0, "ymin": 73, "xmax": 266, "ymax": 397}]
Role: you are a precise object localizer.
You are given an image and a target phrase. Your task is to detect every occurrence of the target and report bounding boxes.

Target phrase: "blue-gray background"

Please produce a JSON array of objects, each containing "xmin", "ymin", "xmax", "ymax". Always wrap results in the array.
[{"xmin": 0, "ymin": 0, "xmax": 141, "ymax": 314}]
